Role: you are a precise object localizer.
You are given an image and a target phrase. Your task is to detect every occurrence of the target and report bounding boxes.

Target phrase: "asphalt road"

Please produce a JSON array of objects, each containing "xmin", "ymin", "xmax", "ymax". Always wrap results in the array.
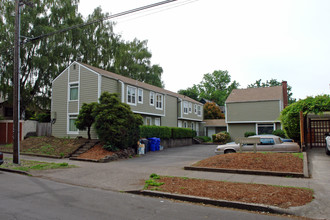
[{"xmin": 0, "ymin": 172, "xmax": 291, "ymax": 220}]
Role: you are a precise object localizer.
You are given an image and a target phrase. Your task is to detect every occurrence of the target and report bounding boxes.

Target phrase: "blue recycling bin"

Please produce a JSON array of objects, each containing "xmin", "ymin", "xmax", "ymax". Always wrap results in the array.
[{"xmin": 148, "ymin": 137, "xmax": 160, "ymax": 151}]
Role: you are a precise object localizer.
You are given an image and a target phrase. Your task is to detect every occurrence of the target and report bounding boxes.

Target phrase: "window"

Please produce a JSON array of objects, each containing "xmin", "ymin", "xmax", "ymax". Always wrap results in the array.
[
  {"xmin": 127, "ymin": 86, "xmax": 136, "ymax": 105},
  {"xmin": 69, "ymin": 83, "xmax": 79, "ymax": 101},
  {"xmin": 178, "ymin": 121, "xmax": 182, "ymax": 128},
  {"xmin": 183, "ymin": 121, "xmax": 188, "ymax": 128},
  {"xmin": 188, "ymin": 102, "xmax": 192, "ymax": 113},
  {"xmin": 183, "ymin": 101, "xmax": 188, "ymax": 114},
  {"xmin": 197, "ymin": 105, "xmax": 201, "ymax": 116},
  {"xmin": 146, "ymin": 117, "xmax": 152, "ymax": 126},
  {"xmin": 138, "ymin": 88, "xmax": 143, "ymax": 103},
  {"xmin": 191, "ymin": 122, "xmax": 194, "ymax": 130},
  {"xmin": 260, "ymin": 138, "xmax": 275, "ymax": 145},
  {"xmin": 68, "ymin": 114, "xmax": 78, "ymax": 133},
  {"xmin": 150, "ymin": 92, "xmax": 154, "ymax": 106},
  {"xmin": 257, "ymin": 124, "xmax": 274, "ymax": 135},
  {"xmin": 155, "ymin": 118, "xmax": 160, "ymax": 126},
  {"xmin": 194, "ymin": 104, "xmax": 197, "ymax": 114},
  {"xmin": 156, "ymin": 94, "xmax": 163, "ymax": 110}
]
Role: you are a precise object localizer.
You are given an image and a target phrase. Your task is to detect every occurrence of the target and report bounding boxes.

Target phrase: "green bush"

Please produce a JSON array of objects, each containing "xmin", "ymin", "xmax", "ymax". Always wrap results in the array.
[
  {"xmin": 36, "ymin": 112, "xmax": 51, "ymax": 122},
  {"xmin": 280, "ymin": 95, "xmax": 330, "ymax": 141},
  {"xmin": 244, "ymin": 131, "xmax": 256, "ymax": 137},
  {"xmin": 172, "ymin": 127, "xmax": 194, "ymax": 139},
  {"xmin": 272, "ymin": 129, "xmax": 286, "ymax": 138},
  {"xmin": 140, "ymin": 126, "xmax": 171, "ymax": 139},
  {"xmin": 196, "ymin": 136, "xmax": 211, "ymax": 142},
  {"xmin": 212, "ymin": 132, "xmax": 231, "ymax": 144},
  {"xmin": 93, "ymin": 92, "xmax": 143, "ymax": 150}
]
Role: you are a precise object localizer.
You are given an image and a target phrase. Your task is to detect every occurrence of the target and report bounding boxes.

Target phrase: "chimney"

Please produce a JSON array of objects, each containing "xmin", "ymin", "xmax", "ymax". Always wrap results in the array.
[{"xmin": 282, "ymin": 81, "xmax": 288, "ymax": 108}]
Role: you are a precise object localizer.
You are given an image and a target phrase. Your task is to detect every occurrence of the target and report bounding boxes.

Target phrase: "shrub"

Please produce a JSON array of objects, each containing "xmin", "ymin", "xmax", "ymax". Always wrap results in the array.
[
  {"xmin": 280, "ymin": 95, "xmax": 330, "ymax": 141},
  {"xmin": 36, "ymin": 112, "xmax": 51, "ymax": 122},
  {"xmin": 196, "ymin": 136, "xmax": 211, "ymax": 142},
  {"xmin": 172, "ymin": 127, "xmax": 194, "ymax": 139},
  {"xmin": 272, "ymin": 129, "xmax": 286, "ymax": 138},
  {"xmin": 212, "ymin": 132, "xmax": 230, "ymax": 144},
  {"xmin": 244, "ymin": 131, "xmax": 256, "ymax": 137},
  {"xmin": 140, "ymin": 126, "xmax": 171, "ymax": 139},
  {"xmin": 93, "ymin": 92, "xmax": 143, "ymax": 150}
]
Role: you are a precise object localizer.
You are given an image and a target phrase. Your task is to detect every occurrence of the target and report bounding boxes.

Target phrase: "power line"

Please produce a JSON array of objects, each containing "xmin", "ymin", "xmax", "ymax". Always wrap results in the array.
[
  {"xmin": 113, "ymin": 0, "xmax": 199, "ymax": 25},
  {"xmin": 23, "ymin": 0, "xmax": 178, "ymax": 45}
]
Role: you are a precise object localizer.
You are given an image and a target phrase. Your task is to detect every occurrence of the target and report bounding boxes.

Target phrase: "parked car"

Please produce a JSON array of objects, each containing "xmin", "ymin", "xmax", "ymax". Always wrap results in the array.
[
  {"xmin": 326, "ymin": 133, "xmax": 330, "ymax": 155},
  {"xmin": 0, "ymin": 152, "xmax": 3, "ymax": 165},
  {"xmin": 215, "ymin": 135, "xmax": 300, "ymax": 154}
]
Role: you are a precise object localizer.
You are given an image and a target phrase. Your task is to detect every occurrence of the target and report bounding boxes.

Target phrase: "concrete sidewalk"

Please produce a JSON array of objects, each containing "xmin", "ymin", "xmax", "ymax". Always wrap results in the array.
[{"xmin": 3, "ymin": 145, "xmax": 330, "ymax": 219}]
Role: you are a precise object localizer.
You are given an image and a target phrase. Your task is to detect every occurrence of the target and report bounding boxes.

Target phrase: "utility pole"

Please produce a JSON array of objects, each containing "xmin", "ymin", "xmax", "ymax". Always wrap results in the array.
[{"xmin": 13, "ymin": 0, "xmax": 21, "ymax": 164}]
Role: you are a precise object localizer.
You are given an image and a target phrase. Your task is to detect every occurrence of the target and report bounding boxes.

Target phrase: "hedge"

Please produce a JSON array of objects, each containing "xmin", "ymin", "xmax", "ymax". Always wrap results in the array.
[
  {"xmin": 140, "ymin": 126, "xmax": 195, "ymax": 139},
  {"xmin": 140, "ymin": 126, "xmax": 171, "ymax": 139}
]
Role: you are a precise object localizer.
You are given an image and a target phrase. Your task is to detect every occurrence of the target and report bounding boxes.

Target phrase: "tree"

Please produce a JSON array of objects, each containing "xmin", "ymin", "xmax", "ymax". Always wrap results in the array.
[
  {"xmin": 75, "ymin": 102, "xmax": 97, "ymax": 140},
  {"xmin": 178, "ymin": 85, "xmax": 199, "ymax": 101},
  {"xmin": 248, "ymin": 79, "xmax": 296, "ymax": 104},
  {"xmin": 92, "ymin": 92, "xmax": 143, "ymax": 150},
  {"xmin": 280, "ymin": 95, "xmax": 330, "ymax": 141},
  {"xmin": 0, "ymin": 1, "xmax": 164, "ymax": 117},
  {"xmin": 203, "ymin": 102, "xmax": 224, "ymax": 119},
  {"xmin": 198, "ymin": 70, "xmax": 239, "ymax": 106}
]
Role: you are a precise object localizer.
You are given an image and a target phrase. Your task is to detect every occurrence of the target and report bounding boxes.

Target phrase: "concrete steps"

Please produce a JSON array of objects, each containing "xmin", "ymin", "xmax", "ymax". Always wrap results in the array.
[{"xmin": 70, "ymin": 140, "xmax": 100, "ymax": 159}]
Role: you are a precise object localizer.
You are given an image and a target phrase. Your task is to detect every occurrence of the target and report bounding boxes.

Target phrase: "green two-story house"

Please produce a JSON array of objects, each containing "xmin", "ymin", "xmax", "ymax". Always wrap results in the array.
[
  {"xmin": 225, "ymin": 82, "xmax": 288, "ymax": 140},
  {"xmin": 51, "ymin": 62, "xmax": 203, "ymax": 139}
]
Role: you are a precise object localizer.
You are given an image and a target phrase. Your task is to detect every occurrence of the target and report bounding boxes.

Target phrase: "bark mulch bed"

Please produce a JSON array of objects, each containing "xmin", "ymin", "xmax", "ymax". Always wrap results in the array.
[
  {"xmin": 77, "ymin": 144, "xmax": 114, "ymax": 160},
  {"xmin": 146, "ymin": 176, "xmax": 314, "ymax": 209},
  {"xmin": 192, "ymin": 152, "xmax": 303, "ymax": 173}
]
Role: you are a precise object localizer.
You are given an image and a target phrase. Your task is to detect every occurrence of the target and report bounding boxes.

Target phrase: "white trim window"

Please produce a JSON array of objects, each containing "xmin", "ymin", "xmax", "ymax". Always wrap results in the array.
[
  {"xmin": 68, "ymin": 114, "xmax": 78, "ymax": 134},
  {"xmin": 188, "ymin": 102, "xmax": 192, "ymax": 113},
  {"xmin": 194, "ymin": 104, "xmax": 197, "ymax": 114},
  {"xmin": 183, "ymin": 101, "xmax": 188, "ymax": 114},
  {"xmin": 138, "ymin": 88, "xmax": 143, "ymax": 104},
  {"xmin": 150, "ymin": 92, "xmax": 154, "ymax": 106},
  {"xmin": 191, "ymin": 122, "xmax": 195, "ymax": 130},
  {"xmin": 69, "ymin": 83, "xmax": 79, "ymax": 101},
  {"xmin": 183, "ymin": 121, "xmax": 188, "ymax": 128},
  {"xmin": 146, "ymin": 117, "xmax": 152, "ymax": 126},
  {"xmin": 197, "ymin": 105, "xmax": 202, "ymax": 116},
  {"xmin": 127, "ymin": 86, "xmax": 136, "ymax": 105},
  {"xmin": 178, "ymin": 121, "xmax": 182, "ymax": 128},
  {"xmin": 155, "ymin": 118, "xmax": 160, "ymax": 126},
  {"xmin": 156, "ymin": 93, "xmax": 163, "ymax": 110}
]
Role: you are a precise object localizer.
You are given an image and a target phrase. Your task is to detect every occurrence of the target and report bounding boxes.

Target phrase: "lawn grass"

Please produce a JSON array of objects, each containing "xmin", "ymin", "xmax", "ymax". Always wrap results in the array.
[{"xmin": 0, "ymin": 158, "xmax": 77, "ymax": 172}]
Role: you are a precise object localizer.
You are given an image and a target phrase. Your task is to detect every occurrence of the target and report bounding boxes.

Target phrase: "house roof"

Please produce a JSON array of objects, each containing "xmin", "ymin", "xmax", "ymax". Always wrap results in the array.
[
  {"xmin": 226, "ymin": 86, "xmax": 283, "ymax": 103},
  {"xmin": 78, "ymin": 62, "xmax": 202, "ymax": 105},
  {"xmin": 203, "ymin": 119, "xmax": 227, "ymax": 127}
]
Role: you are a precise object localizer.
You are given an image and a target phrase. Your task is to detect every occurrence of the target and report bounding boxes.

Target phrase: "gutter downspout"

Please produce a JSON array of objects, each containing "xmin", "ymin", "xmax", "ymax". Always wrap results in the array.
[{"xmin": 119, "ymin": 80, "xmax": 125, "ymax": 103}]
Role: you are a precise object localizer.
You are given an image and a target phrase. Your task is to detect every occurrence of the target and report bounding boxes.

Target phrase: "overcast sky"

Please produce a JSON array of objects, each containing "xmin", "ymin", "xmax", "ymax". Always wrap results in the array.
[{"xmin": 78, "ymin": 0, "xmax": 330, "ymax": 100}]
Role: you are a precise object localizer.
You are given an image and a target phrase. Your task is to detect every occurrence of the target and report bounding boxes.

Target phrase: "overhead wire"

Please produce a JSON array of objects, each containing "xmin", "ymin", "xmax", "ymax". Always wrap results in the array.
[{"xmin": 112, "ymin": 0, "xmax": 199, "ymax": 25}]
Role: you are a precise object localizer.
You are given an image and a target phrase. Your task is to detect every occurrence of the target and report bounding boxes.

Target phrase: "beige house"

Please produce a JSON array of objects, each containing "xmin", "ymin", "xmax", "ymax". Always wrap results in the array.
[
  {"xmin": 51, "ymin": 62, "xmax": 204, "ymax": 138},
  {"xmin": 225, "ymin": 82, "xmax": 288, "ymax": 140}
]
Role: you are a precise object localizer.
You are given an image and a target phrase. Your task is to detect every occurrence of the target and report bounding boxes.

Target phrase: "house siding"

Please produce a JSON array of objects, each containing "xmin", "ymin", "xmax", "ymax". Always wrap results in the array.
[
  {"xmin": 80, "ymin": 65, "xmax": 99, "ymax": 105},
  {"xmin": 226, "ymin": 100, "xmax": 281, "ymax": 122},
  {"xmin": 51, "ymin": 69, "xmax": 68, "ymax": 138},
  {"xmin": 162, "ymin": 95, "xmax": 177, "ymax": 127},
  {"xmin": 101, "ymin": 76, "xmax": 119, "ymax": 95},
  {"xmin": 125, "ymin": 85, "xmax": 165, "ymax": 116},
  {"xmin": 228, "ymin": 123, "xmax": 256, "ymax": 140}
]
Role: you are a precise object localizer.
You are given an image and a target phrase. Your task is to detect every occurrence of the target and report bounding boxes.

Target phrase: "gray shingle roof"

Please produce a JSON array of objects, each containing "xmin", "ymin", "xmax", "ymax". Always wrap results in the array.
[{"xmin": 226, "ymin": 86, "xmax": 283, "ymax": 103}]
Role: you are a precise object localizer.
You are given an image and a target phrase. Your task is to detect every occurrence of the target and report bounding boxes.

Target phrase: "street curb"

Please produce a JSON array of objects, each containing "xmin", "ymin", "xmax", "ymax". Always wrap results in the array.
[
  {"xmin": 303, "ymin": 152, "xmax": 309, "ymax": 178},
  {"xmin": 0, "ymin": 167, "xmax": 30, "ymax": 176},
  {"xmin": 183, "ymin": 166, "xmax": 305, "ymax": 178},
  {"xmin": 69, "ymin": 157, "xmax": 100, "ymax": 163},
  {"xmin": 126, "ymin": 190, "xmax": 290, "ymax": 215}
]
